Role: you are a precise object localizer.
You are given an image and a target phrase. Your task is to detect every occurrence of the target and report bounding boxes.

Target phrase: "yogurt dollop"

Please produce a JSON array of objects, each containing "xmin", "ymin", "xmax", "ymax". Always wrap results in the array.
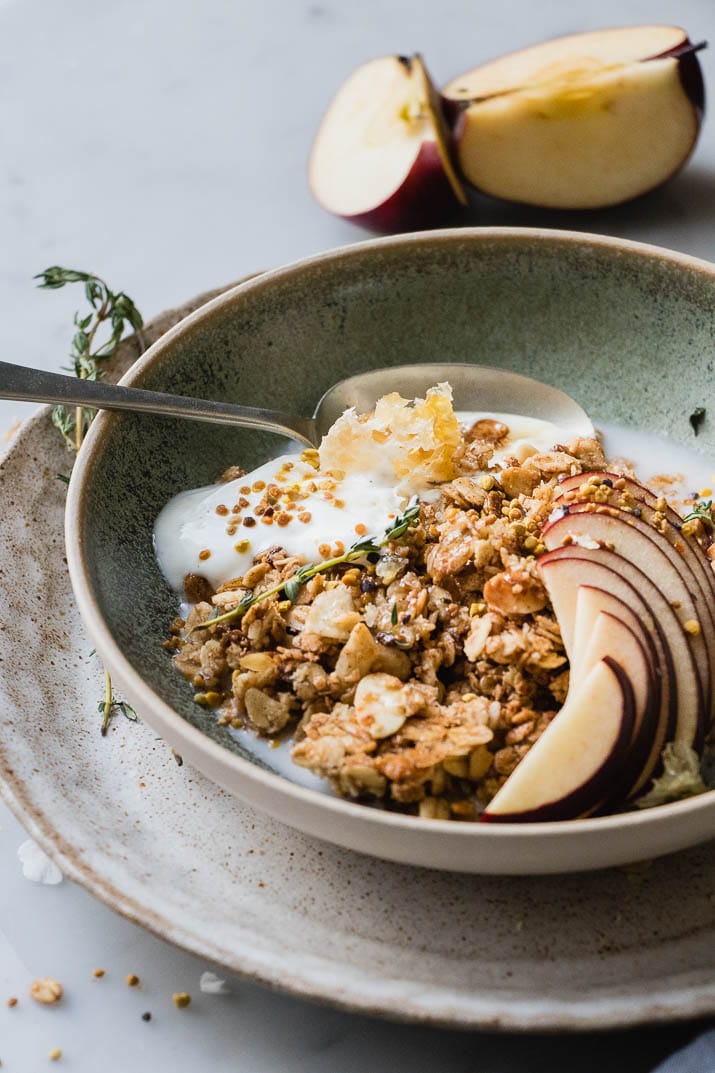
[{"xmin": 154, "ymin": 406, "xmax": 567, "ymax": 592}]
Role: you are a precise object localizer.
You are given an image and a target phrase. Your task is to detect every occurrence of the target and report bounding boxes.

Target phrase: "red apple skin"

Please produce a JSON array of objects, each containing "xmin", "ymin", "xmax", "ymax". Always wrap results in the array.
[
  {"xmin": 553, "ymin": 471, "xmax": 715, "ymax": 593},
  {"xmin": 539, "ymin": 543, "xmax": 704, "ymax": 752},
  {"xmin": 553, "ymin": 500, "xmax": 715, "ymax": 641},
  {"xmin": 338, "ymin": 140, "xmax": 465, "ymax": 234},
  {"xmin": 652, "ymin": 39, "xmax": 706, "ymax": 118},
  {"xmin": 587, "ymin": 615, "xmax": 659, "ymax": 810},
  {"xmin": 539, "ymin": 557, "xmax": 676, "ymax": 796},
  {"xmin": 481, "ymin": 657, "xmax": 634, "ymax": 823},
  {"xmin": 543, "ymin": 503, "xmax": 714, "ymax": 716}
]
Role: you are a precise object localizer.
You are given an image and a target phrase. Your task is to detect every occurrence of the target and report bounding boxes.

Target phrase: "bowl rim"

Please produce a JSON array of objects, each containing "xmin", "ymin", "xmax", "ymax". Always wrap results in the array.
[{"xmin": 65, "ymin": 225, "xmax": 715, "ymax": 846}]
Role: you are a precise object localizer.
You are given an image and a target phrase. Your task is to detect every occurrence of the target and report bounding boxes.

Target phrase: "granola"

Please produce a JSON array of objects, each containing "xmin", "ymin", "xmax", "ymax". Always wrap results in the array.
[{"xmin": 165, "ymin": 415, "xmax": 608, "ymax": 820}]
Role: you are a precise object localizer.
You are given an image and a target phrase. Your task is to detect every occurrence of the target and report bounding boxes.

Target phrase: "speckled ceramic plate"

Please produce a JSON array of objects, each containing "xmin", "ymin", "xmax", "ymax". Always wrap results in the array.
[{"xmin": 1, "ymin": 282, "xmax": 714, "ymax": 1030}]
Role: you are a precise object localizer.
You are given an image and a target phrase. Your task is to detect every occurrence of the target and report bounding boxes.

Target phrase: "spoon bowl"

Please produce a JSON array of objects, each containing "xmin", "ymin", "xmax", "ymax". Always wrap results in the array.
[
  {"xmin": 0, "ymin": 360, "xmax": 592, "ymax": 446},
  {"xmin": 314, "ymin": 361, "xmax": 594, "ymax": 440}
]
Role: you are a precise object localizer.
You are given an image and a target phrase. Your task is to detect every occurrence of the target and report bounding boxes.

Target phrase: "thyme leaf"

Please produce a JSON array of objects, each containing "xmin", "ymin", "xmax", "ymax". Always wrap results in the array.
[
  {"xmin": 98, "ymin": 669, "xmax": 138, "ymax": 735},
  {"xmin": 190, "ymin": 498, "xmax": 421, "ymax": 634},
  {"xmin": 36, "ymin": 266, "xmax": 143, "ymax": 453},
  {"xmin": 682, "ymin": 499, "xmax": 714, "ymax": 527}
]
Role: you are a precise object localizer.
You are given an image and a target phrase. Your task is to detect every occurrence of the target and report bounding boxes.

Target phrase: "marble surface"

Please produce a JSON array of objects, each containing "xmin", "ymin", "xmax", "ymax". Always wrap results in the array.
[{"xmin": 1, "ymin": 0, "xmax": 714, "ymax": 1068}]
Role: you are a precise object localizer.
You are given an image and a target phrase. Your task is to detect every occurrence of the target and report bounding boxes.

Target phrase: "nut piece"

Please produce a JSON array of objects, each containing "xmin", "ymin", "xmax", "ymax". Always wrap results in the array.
[
  {"xmin": 483, "ymin": 569, "xmax": 547, "ymax": 616},
  {"xmin": 464, "ymin": 614, "xmax": 493, "ymax": 661},
  {"xmin": 303, "ymin": 585, "xmax": 361, "ymax": 641},
  {"xmin": 354, "ymin": 672, "xmax": 425, "ymax": 739},
  {"xmin": 29, "ymin": 978, "xmax": 63, "ymax": 1005}
]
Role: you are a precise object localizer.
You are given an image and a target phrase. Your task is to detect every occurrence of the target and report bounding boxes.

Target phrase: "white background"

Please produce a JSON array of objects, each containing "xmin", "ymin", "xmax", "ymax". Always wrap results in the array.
[{"xmin": 1, "ymin": 0, "xmax": 714, "ymax": 1068}]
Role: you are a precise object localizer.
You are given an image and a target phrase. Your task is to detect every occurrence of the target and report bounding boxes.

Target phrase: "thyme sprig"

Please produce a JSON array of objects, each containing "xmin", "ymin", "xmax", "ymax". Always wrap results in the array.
[
  {"xmin": 40, "ymin": 266, "xmax": 143, "ymax": 733},
  {"xmin": 682, "ymin": 499, "xmax": 714, "ymax": 528},
  {"xmin": 35, "ymin": 266, "xmax": 143, "ymax": 452},
  {"xmin": 192, "ymin": 500, "xmax": 421, "ymax": 634},
  {"xmin": 98, "ymin": 668, "xmax": 138, "ymax": 736}
]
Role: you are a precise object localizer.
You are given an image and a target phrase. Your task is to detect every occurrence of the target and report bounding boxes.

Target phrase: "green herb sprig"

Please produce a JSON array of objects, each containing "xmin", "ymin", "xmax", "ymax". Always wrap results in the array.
[
  {"xmin": 98, "ymin": 669, "xmax": 138, "ymax": 736},
  {"xmin": 682, "ymin": 499, "xmax": 714, "ymax": 528},
  {"xmin": 36, "ymin": 266, "xmax": 143, "ymax": 452},
  {"xmin": 192, "ymin": 500, "xmax": 421, "ymax": 634},
  {"xmin": 40, "ymin": 266, "xmax": 143, "ymax": 732}
]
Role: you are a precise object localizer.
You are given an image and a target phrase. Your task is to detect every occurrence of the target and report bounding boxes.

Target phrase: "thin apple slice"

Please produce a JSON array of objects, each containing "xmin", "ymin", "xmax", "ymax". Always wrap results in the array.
[
  {"xmin": 551, "ymin": 471, "xmax": 715, "ymax": 621},
  {"xmin": 443, "ymin": 27, "xmax": 704, "ymax": 209},
  {"xmin": 554, "ymin": 472, "xmax": 715, "ymax": 586},
  {"xmin": 542, "ymin": 506, "xmax": 713, "ymax": 720},
  {"xmin": 574, "ymin": 588, "xmax": 666, "ymax": 798},
  {"xmin": 482, "ymin": 657, "xmax": 634, "ymax": 822},
  {"xmin": 574, "ymin": 609, "xmax": 658, "ymax": 804},
  {"xmin": 572, "ymin": 586, "xmax": 655, "ymax": 680},
  {"xmin": 559, "ymin": 499, "xmax": 715, "ymax": 698},
  {"xmin": 309, "ymin": 54, "xmax": 466, "ymax": 232},
  {"xmin": 540, "ymin": 563, "xmax": 674, "ymax": 797},
  {"xmin": 539, "ymin": 545, "xmax": 703, "ymax": 750}
]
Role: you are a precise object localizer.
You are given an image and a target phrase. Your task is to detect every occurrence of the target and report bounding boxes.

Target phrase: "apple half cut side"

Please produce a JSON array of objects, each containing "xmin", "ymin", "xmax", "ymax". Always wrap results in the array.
[
  {"xmin": 443, "ymin": 26, "xmax": 706, "ymax": 209},
  {"xmin": 309, "ymin": 54, "xmax": 467, "ymax": 233},
  {"xmin": 481, "ymin": 657, "xmax": 634, "ymax": 823}
]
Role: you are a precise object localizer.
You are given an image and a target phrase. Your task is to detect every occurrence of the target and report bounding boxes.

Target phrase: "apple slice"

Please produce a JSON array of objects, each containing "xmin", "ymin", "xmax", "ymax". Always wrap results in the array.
[
  {"xmin": 542, "ymin": 506, "xmax": 713, "ymax": 719},
  {"xmin": 482, "ymin": 657, "xmax": 634, "ymax": 822},
  {"xmin": 575, "ymin": 609, "xmax": 659, "ymax": 804},
  {"xmin": 443, "ymin": 26, "xmax": 705, "ymax": 209},
  {"xmin": 540, "ymin": 561, "xmax": 675, "ymax": 796},
  {"xmin": 539, "ymin": 545, "xmax": 703, "ymax": 751},
  {"xmin": 309, "ymin": 54, "xmax": 467, "ymax": 232},
  {"xmin": 573, "ymin": 591, "xmax": 665, "ymax": 800},
  {"xmin": 554, "ymin": 471, "xmax": 715, "ymax": 583}
]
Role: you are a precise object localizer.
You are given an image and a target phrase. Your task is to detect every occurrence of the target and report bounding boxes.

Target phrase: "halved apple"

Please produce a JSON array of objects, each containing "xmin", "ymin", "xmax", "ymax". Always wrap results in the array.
[
  {"xmin": 443, "ymin": 26, "xmax": 705, "ymax": 209},
  {"xmin": 309, "ymin": 54, "xmax": 467, "ymax": 232},
  {"xmin": 482, "ymin": 657, "xmax": 634, "ymax": 822}
]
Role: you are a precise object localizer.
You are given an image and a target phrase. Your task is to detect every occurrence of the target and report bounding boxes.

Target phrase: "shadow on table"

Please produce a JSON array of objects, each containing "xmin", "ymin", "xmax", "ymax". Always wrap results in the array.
[{"xmin": 428, "ymin": 165, "xmax": 715, "ymax": 252}]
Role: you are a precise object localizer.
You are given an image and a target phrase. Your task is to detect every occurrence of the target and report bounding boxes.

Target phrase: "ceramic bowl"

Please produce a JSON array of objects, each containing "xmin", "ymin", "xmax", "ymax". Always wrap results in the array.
[{"xmin": 66, "ymin": 227, "xmax": 715, "ymax": 874}]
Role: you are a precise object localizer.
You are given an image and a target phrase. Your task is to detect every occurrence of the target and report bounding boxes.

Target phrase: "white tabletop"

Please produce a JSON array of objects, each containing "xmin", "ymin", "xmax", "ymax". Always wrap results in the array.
[{"xmin": 1, "ymin": 0, "xmax": 714, "ymax": 1068}]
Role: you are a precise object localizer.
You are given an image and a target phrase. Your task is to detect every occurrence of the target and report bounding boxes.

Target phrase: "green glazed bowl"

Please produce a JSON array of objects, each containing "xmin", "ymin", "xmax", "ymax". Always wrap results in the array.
[{"xmin": 66, "ymin": 227, "xmax": 715, "ymax": 874}]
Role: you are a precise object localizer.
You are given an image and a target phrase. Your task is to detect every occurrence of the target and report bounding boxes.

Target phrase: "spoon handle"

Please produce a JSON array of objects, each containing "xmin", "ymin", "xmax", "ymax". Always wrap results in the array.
[{"xmin": 0, "ymin": 361, "xmax": 317, "ymax": 447}]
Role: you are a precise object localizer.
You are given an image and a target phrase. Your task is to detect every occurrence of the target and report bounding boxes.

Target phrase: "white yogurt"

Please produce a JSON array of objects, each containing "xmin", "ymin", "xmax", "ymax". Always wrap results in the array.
[
  {"xmin": 599, "ymin": 421, "xmax": 715, "ymax": 503},
  {"xmin": 456, "ymin": 411, "xmax": 568, "ymax": 468},
  {"xmin": 154, "ymin": 454, "xmax": 403, "ymax": 591},
  {"xmin": 154, "ymin": 410, "xmax": 571, "ymax": 592}
]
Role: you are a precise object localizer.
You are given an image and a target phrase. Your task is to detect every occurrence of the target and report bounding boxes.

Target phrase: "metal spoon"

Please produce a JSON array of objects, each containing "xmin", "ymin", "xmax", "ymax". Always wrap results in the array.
[{"xmin": 0, "ymin": 360, "xmax": 593, "ymax": 447}]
